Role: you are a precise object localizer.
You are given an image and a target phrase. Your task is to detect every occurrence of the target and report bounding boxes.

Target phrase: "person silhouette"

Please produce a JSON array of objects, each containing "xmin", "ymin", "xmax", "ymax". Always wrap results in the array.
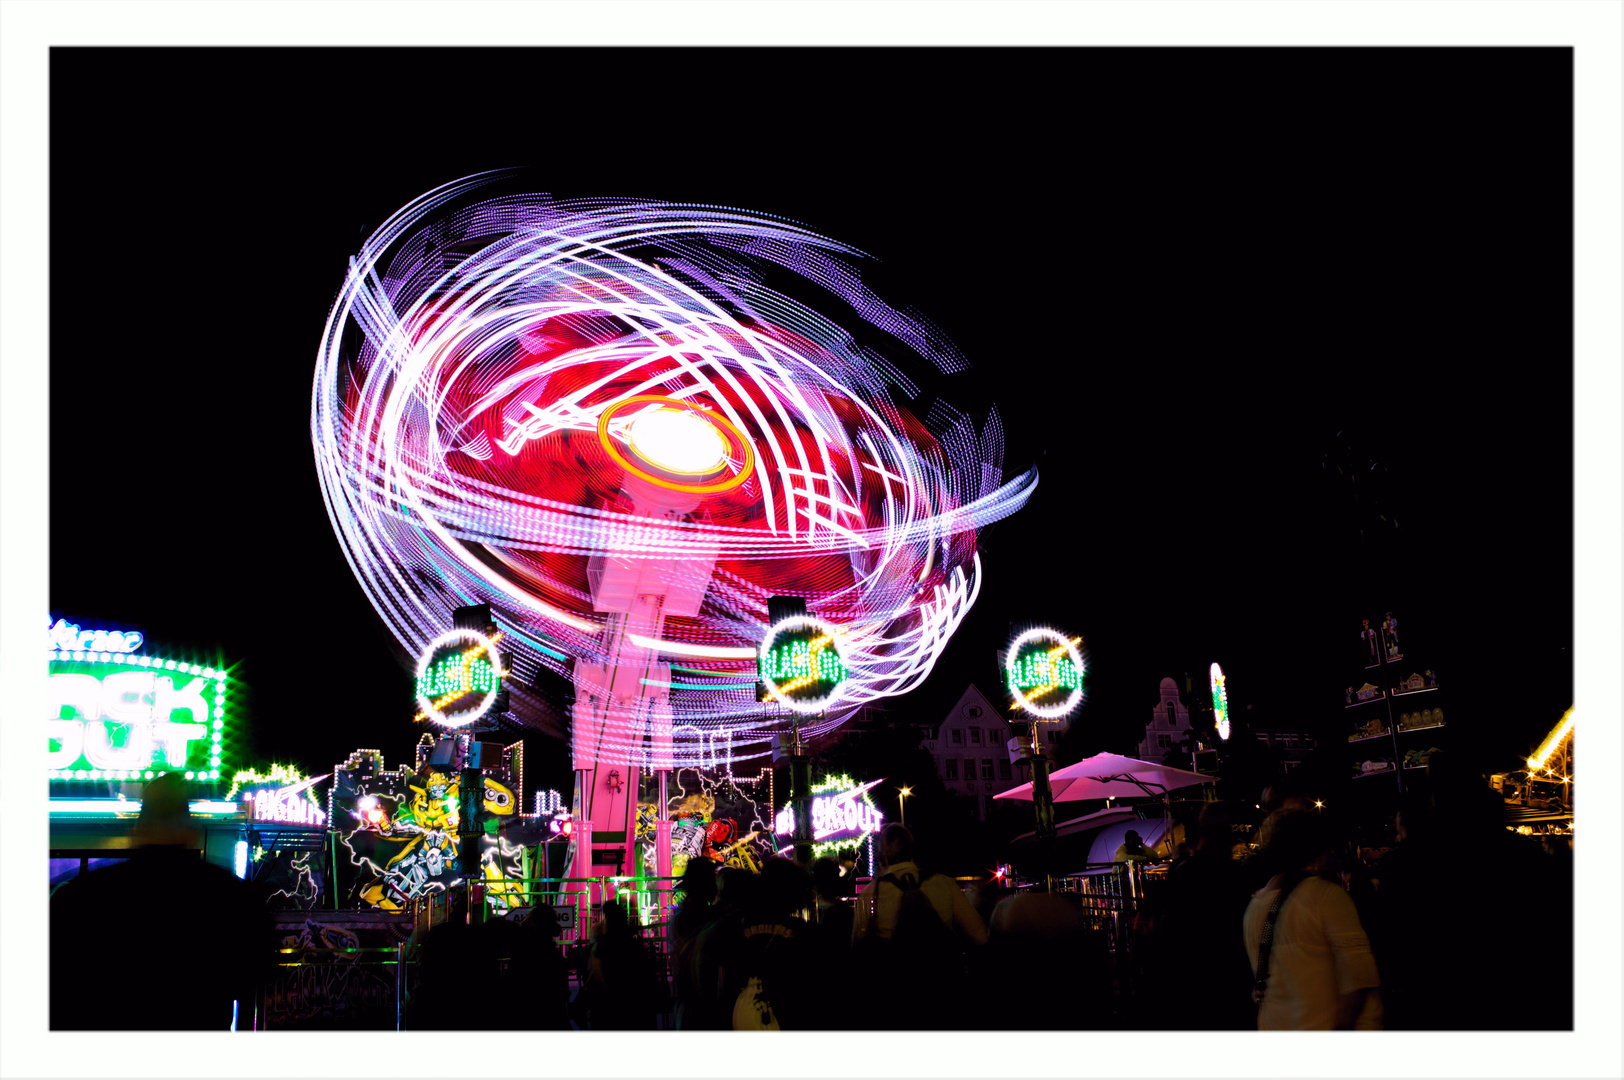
[{"xmin": 51, "ymin": 772, "xmax": 269, "ymax": 1029}]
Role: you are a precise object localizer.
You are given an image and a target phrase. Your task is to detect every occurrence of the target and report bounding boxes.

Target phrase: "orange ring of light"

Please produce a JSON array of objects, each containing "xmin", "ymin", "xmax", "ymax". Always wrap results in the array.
[{"xmin": 597, "ymin": 394, "xmax": 757, "ymax": 495}]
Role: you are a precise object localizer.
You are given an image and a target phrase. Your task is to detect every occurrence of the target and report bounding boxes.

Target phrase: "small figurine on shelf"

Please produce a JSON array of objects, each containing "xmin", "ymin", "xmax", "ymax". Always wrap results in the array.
[
  {"xmin": 1345, "ymin": 686, "xmax": 1354, "ymax": 706},
  {"xmin": 1381, "ymin": 611, "xmax": 1401, "ymax": 661},
  {"xmin": 1348, "ymin": 716, "xmax": 1386, "ymax": 741},
  {"xmin": 1425, "ymin": 669, "xmax": 1436, "ymax": 688},
  {"xmin": 1361, "ymin": 618, "xmax": 1380, "ymax": 665}
]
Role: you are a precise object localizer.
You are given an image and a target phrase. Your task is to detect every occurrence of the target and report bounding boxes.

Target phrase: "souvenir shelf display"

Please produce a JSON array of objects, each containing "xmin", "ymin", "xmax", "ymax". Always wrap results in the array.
[
  {"xmin": 1342, "ymin": 610, "xmax": 1446, "ymax": 793},
  {"xmin": 1403, "ymin": 747, "xmax": 1442, "ymax": 770},
  {"xmin": 1348, "ymin": 716, "xmax": 1391, "ymax": 742},
  {"xmin": 1397, "ymin": 707, "xmax": 1444, "ymax": 732}
]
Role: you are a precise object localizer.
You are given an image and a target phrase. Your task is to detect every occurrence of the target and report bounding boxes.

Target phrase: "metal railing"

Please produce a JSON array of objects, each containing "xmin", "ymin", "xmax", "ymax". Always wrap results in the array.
[
  {"xmin": 256, "ymin": 943, "xmax": 411, "ymax": 1031},
  {"xmin": 1044, "ymin": 862, "xmax": 1171, "ymax": 947},
  {"xmin": 407, "ymin": 874, "xmax": 682, "ymax": 943}
]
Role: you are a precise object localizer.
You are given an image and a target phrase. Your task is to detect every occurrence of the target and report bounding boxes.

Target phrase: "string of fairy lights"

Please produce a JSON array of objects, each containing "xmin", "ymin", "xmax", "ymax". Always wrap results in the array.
[
  {"xmin": 313, "ymin": 173, "xmax": 1035, "ymax": 765},
  {"xmin": 1526, "ymin": 706, "xmax": 1575, "ymax": 779}
]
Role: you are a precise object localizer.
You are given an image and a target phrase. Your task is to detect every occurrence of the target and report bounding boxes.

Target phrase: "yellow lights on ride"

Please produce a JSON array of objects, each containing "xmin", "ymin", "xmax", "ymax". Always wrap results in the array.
[
  {"xmin": 1527, "ymin": 707, "xmax": 1575, "ymax": 773},
  {"xmin": 777, "ymin": 634, "xmax": 837, "ymax": 695}
]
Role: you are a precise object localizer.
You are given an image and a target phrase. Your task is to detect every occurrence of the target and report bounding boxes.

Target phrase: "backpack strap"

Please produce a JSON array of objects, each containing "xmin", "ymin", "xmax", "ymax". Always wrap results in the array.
[
  {"xmin": 1252, "ymin": 871, "xmax": 1312, "ymax": 1008},
  {"xmin": 862, "ymin": 872, "xmax": 918, "ymax": 939}
]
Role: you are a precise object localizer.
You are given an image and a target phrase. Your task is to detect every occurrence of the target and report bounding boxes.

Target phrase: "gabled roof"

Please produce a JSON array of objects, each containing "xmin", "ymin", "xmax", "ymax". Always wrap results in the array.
[
  {"xmin": 919, "ymin": 684, "xmax": 1009, "ymax": 742},
  {"xmin": 943, "ymin": 683, "xmax": 1006, "ymax": 724}
]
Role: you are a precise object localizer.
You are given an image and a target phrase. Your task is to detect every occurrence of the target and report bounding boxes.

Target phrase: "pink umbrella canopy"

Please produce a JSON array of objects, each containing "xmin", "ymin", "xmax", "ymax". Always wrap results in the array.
[{"xmin": 994, "ymin": 752, "xmax": 1212, "ymax": 802}]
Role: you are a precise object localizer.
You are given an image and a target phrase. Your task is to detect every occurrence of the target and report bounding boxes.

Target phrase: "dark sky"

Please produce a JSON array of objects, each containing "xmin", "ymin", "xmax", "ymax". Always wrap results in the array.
[{"xmin": 49, "ymin": 47, "xmax": 1573, "ymax": 796}]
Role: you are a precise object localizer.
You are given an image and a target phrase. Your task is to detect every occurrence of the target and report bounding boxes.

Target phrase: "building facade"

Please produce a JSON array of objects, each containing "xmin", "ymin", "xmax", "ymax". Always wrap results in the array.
[
  {"xmin": 922, "ymin": 683, "xmax": 1070, "ymax": 820},
  {"xmin": 1136, "ymin": 676, "xmax": 1193, "ymax": 762},
  {"xmin": 1252, "ymin": 727, "xmax": 1319, "ymax": 772}
]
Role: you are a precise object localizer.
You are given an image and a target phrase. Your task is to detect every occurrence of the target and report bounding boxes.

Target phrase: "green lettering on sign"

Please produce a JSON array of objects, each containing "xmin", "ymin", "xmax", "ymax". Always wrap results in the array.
[
  {"xmin": 1005, "ymin": 649, "xmax": 1084, "ymax": 694},
  {"xmin": 416, "ymin": 651, "xmax": 500, "ymax": 702}
]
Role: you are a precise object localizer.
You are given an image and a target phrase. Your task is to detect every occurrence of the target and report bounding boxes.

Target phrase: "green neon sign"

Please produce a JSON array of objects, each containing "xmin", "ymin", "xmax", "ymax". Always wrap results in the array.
[
  {"xmin": 1005, "ymin": 648, "xmax": 1084, "ymax": 694},
  {"xmin": 758, "ymin": 616, "xmax": 847, "ymax": 713},
  {"xmin": 416, "ymin": 650, "xmax": 500, "ymax": 700},
  {"xmin": 758, "ymin": 638, "xmax": 847, "ymax": 685},
  {"xmin": 48, "ymin": 654, "xmax": 233, "ymax": 781}
]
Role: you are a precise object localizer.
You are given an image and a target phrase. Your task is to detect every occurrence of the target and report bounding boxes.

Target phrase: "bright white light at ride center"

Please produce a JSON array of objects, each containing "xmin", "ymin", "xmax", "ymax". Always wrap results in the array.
[
  {"xmin": 628, "ymin": 407, "xmax": 728, "ymax": 475},
  {"xmin": 1210, "ymin": 662, "xmax": 1231, "ymax": 741},
  {"xmin": 311, "ymin": 174, "xmax": 1037, "ymax": 764},
  {"xmin": 1006, "ymin": 627, "xmax": 1085, "ymax": 720}
]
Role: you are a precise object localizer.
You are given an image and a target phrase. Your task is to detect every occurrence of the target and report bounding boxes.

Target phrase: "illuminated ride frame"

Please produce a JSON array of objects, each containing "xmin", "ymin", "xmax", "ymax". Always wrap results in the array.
[{"xmin": 312, "ymin": 173, "xmax": 1035, "ymax": 910}]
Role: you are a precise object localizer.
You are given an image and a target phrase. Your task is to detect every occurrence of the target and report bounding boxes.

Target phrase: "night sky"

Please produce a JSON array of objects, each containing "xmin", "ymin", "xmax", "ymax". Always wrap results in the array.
[{"xmin": 49, "ymin": 47, "xmax": 1573, "ymax": 800}]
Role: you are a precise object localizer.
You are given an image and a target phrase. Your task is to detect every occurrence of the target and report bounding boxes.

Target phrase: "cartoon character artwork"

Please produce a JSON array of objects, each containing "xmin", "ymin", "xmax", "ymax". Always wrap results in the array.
[
  {"xmin": 280, "ymin": 919, "xmax": 361, "ymax": 957},
  {"xmin": 1381, "ymin": 611, "xmax": 1401, "ymax": 662},
  {"xmin": 332, "ymin": 746, "xmax": 534, "ymax": 913},
  {"xmin": 1360, "ymin": 618, "xmax": 1380, "ymax": 666},
  {"xmin": 357, "ymin": 768, "xmax": 461, "ymax": 909},
  {"xmin": 702, "ymin": 817, "xmax": 738, "ymax": 862},
  {"xmin": 258, "ymin": 849, "xmax": 326, "ymax": 910},
  {"xmin": 481, "ymin": 837, "xmax": 530, "ymax": 915},
  {"xmin": 713, "ymin": 826, "xmax": 764, "ymax": 874},
  {"xmin": 663, "ymin": 791, "xmax": 714, "ymax": 879},
  {"xmin": 664, "ymin": 771, "xmax": 775, "ymax": 876}
]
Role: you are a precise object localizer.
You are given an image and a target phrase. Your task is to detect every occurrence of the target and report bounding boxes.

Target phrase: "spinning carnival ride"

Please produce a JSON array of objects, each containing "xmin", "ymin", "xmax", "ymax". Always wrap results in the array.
[{"xmin": 312, "ymin": 173, "xmax": 1036, "ymax": 885}]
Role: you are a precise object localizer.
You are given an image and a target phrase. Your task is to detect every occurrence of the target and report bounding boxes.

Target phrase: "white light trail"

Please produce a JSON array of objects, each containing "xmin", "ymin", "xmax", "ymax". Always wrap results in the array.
[{"xmin": 312, "ymin": 174, "xmax": 1036, "ymax": 765}]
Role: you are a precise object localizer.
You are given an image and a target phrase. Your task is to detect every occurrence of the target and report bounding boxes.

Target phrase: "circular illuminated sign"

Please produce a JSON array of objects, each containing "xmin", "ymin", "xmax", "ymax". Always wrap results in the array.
[
  {"xmin": 1005, "ymin": 627, "xmax": 1085, "ymax": 719},
  {"xmin": 598, "ymin": 395, "xmax": 755, "ymax": 495},
  {"xmin": 414, "ymin": 628, "xmax": 504, "ymax": 728},
  {"xmin": 758, "ymin": 615, "xmax": 848, "ymax": 714},
  {"xmin": 1209, "ymin": 661, "xmax": 1230, "ymax": 741}
]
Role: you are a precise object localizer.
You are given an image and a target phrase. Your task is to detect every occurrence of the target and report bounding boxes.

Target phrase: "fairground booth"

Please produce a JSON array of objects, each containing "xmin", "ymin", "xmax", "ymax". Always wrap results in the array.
[{"xmin": 47, "ymin": 618, "xmax": 248, "ymax": 883}]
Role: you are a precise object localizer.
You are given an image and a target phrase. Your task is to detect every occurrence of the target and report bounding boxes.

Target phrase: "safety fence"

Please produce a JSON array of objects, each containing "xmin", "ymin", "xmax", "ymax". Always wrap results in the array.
[
  {"xmin": 257, "ymin": 941, "xmax": 411, "ymax": 1031},
  {"xmin": 408, "ymin": 874, "xmax": 681, "ymax": 943},
  {"xmin": 256, "ymin": 876, "xmax": 686, "ymax": 1029},
  {"xmin": 1046, "ymin": 862, "xmax": 1169, "ymax": 951}
]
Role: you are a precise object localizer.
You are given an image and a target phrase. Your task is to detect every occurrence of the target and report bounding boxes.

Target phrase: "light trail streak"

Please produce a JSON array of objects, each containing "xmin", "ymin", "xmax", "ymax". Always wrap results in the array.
[{"xmin": 313, "ymin": 174, "xmax": 1035, "ymax": 765}]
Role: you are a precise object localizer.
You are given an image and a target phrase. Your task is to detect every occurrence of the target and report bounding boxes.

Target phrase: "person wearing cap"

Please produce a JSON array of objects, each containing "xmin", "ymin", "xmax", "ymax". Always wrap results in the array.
[{"xmin": 1114, "ymin": 829, "xmax": 1162, "ymax": 864}]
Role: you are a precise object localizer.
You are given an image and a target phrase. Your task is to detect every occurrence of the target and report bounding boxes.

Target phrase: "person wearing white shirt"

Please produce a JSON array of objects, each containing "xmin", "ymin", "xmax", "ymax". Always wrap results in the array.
[{"xmin": 1243, "ymin": 812, "xmax": 1382, "ymax": 1030}]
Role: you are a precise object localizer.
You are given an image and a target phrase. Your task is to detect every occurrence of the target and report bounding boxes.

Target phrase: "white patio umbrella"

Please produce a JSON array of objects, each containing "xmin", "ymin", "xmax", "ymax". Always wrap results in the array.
[{"xmin": 995, "ymin": 752, "xmax": 1213, "ymax": 854}]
